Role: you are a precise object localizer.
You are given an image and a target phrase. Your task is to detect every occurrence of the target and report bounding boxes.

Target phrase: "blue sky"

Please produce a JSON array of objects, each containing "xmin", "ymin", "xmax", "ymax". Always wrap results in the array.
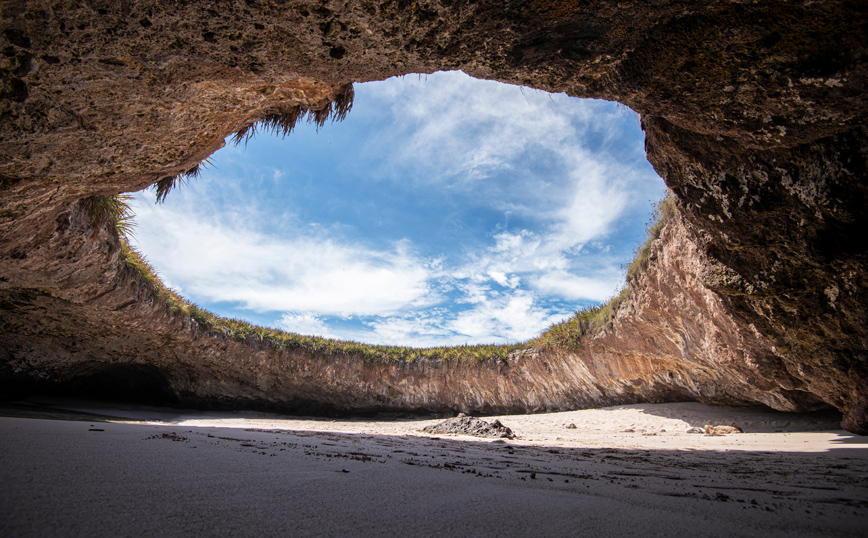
[{"xmin": 128, "ymin": 71, "xmax": 666, "ymax": 347}]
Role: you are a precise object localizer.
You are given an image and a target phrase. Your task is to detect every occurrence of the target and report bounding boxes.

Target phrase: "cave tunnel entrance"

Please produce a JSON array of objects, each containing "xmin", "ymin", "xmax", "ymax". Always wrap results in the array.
[
  {"xmin": 127, "ymin": 71, "xmax": 667, "ymax": 348},
  {"xmin": 62, "ymin": 363, "xmax": 178, "ymax": 407}
]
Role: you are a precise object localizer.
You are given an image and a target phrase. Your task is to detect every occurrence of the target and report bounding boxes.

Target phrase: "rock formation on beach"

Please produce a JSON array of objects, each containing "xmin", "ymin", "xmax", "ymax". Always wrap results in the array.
[
  {"xmin": 422, "ymin": 414, "xmax": 516, "ymax": 439},
  {"xmin": 1, "ymin": 1, "xmax": 866, "ymax": 432}
]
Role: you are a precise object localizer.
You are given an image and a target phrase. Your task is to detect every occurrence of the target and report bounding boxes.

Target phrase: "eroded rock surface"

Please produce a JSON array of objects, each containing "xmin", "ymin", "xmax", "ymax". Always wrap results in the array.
[
  {"xmin": 1, "ymin": 1, "xmax": 866, "ymax": 432},
  {"xmin": 422, "ymin": 414, "xmax": 516, "ymax": 439}
]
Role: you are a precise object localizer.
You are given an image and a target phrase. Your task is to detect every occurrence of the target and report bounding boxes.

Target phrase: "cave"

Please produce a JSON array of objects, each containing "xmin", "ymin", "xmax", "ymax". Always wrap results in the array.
[
  {"xmin": 1, "ymin": 1, "xmax": 866, "ymax": 433},
  {"xmin": 126, "ymin": 71, "xmax": 665, "ymax": 346},
  {"xmin": 64, "ymin": 362, "xmax": 179, "ymax": 405}
]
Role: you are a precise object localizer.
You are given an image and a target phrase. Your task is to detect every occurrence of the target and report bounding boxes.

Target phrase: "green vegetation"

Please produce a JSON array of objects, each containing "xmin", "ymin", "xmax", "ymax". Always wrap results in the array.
[
  {"xmin": 82, "ymin": 193, "xmax": 136, "ymax": 238},
  {"xmin": 117, "ymin": 241, "xmax": 189, "ymax": 316},
  {"xmin": 151, "ymin": 84, "xmax": 354, "ymax": 205},
  {"xmin": 96, "ymin": 192, "xmax": 515, "ymax": 364},
  {"xmin": 625, "ymin": 193, "xmax": 676, "ymax": 284},
  {"xmin": 189, "ymin": 307, "xmax": 518, "ymax": 366},
  {"xmin": 119, "ymin": 238, "xmax": 517, "ymax": 365},
  {"xmin": 529, "ymin": 288, "xmax": 631, "ymax": 351},
  {"xmin": 231, "ymin": 83, "xmax": 354, "ymax": 145},
  {"xmin": 530, "ymin": 193, "xmax": 677, "ymax": 351},
  {"xmin": 92, "ymin": 169, "xmax": 676, "ymax": 364}
]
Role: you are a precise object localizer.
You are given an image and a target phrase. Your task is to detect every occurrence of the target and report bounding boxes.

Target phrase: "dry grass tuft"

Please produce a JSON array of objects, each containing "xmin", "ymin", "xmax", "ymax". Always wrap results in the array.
[
  {"xmin": 153, "ymin": 161, "xmax": 211, "ymax": 204},
  {"xmin": 231, "ymin": 83, "xmax": 354, "ymax": 145},
  {"xmin": 152, "ymin": 84, "xmax": 354, "ymax": 203},
  {"xmin": 82, "ymin": 194, "xmax": 136, "ymax": 238},
  {"xmin": 231, "ymin": 107, "xmax": 304, "ymax": 145},
  {"xmin": 330, "ymin": 82, "xmax": 355, "ymax": 122},
  {"xmin": 117, "ymin": 236, "xmax": 519, "ymax": 365},
  {"xmin": 530, "ymin": 192, "xmax": 678, "ymax": 351}
]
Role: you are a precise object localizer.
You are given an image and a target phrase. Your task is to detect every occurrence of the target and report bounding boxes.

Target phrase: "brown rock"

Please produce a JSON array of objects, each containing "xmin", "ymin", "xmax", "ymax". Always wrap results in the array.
[
  {"xmin": 704, "ymin": 425, "xmax": 744, "ymax": 436},
  {"xmin": 422, "ymin": 416, "xmax": 515, "ymax": 439},
  {"xmin": 1, "ymin": 1, "xmax": 866, "ymax": 432}
]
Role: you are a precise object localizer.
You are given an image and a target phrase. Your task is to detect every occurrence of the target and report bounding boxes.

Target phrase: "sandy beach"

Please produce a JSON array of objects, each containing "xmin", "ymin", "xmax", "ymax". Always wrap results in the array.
[{"xmin": 2, "ymin": 399, "xmax": 866, "ymax": 537}]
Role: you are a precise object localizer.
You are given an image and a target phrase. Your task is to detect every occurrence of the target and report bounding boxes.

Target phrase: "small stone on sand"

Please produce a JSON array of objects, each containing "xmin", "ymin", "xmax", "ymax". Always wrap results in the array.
[{"xmin": 705, "ymin": 425, "xmax": 744, "ymax": 436}]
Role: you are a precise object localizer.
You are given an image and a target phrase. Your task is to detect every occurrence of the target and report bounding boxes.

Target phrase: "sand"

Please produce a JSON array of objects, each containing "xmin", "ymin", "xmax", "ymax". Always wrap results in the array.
[{"xmin": 1, "ymin": 399, "xmax": 866, "ymax": 537}]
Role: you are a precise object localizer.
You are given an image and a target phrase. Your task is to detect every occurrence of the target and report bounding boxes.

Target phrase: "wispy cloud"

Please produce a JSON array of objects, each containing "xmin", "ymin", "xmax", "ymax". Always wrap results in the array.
[
  {"xmin": 129, "ymin": 189, "xmax": 439, "ymax": 316},
  {"xmin": 358, "ymin": 71, "xmax": 652, "ymax": 304},
  {"xmin": 276, "ymin": 312, "xmax": 336, "ymax": 339},
  {"xmin": 304, "ymin": 293, "xmax": 572, "ymax": 347},
  {"xmin": 127, "ymin": 71, "xmax": 666, "ymax": 346},
  {"xmin": 443, "ymin": 290, "xmax": 569, "ymax": 343}
]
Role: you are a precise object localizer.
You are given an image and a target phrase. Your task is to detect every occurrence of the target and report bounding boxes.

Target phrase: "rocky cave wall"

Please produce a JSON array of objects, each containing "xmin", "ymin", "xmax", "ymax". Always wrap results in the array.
[{"xmin": 1, "ymin": 1, "xmax": 866, "ymax": 432}]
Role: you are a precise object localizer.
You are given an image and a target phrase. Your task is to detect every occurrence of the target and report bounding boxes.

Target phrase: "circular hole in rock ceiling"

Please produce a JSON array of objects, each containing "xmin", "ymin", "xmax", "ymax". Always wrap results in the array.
[{"xmin": 128, "ymin": 71, "xmax": 666, "ymax": 347}]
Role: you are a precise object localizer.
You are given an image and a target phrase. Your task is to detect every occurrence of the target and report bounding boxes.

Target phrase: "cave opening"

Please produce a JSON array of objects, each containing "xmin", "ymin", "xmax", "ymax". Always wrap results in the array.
[
  {"xmin": 126, "ymin": 71, "xmax": 667, "ymax": 348},
  {"xmin": 64, "ymin": 363, "xmax": 180, "ymax": 407},
  {"xmin": 0, "ymin": 0, "xmax": 863, "ymax": 435}
]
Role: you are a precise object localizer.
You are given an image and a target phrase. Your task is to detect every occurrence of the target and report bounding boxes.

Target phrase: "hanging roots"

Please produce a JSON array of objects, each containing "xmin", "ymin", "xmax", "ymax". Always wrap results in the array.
[
  {"xmin": 153, "ymin": 161, "xmax": 208, "ymax": 204},
  {"xmin": 152, "ymin": 83, "xmax": 354, "ymax": 203},
  {"xmin": 231, "ymin": 82, "xmax": 354, "ymax": 145}
]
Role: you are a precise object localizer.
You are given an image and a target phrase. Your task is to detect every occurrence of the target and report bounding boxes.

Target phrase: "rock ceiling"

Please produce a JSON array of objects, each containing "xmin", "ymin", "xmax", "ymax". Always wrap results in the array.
[{"xmin": 1, "ymin": 1, "xmax": 866, "ymax": 432}]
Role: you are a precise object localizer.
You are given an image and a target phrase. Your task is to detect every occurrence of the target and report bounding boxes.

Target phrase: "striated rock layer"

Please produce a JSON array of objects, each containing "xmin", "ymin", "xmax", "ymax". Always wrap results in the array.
[{"xmin": 1, "ymin": 1, "xmax": 866, "ymax": 431}]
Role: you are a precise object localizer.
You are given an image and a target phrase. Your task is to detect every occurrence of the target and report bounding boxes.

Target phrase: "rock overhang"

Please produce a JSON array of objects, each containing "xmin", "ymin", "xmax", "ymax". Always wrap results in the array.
[{"xmin": 1, "ymin": 0, "xmax": 866, "ymax": 432}]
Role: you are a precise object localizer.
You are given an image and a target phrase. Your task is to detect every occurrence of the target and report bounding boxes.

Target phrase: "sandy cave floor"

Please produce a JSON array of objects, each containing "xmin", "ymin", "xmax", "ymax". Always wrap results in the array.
[{"xmin": 1, "ymin": 399, "xmax": 867, "ymax": 537}]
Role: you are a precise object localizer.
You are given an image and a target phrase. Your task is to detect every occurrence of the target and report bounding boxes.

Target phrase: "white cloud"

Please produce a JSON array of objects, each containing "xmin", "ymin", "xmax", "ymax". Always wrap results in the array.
[
  {"xmin": 487, "ymin": 270, "xmax": 520, "ymax": 289},
  {"xmin": 555, "ymin": 158, "xmax": 629, "ymax": 246},
  {"xmin": 364, "ymin": 72, "xmax": 582, "ymax": 194},
  {"xmin": 360, "ymin": 312, "xmax": 455, "ymax": 347},
  {"xmin": 318, "ymin": 289, "xmax": 571, "ymax": 347},
  {"xmin": 358, "ymin": 71, "xmax": 653, "ymax": 307},
  {"xmin": 531, "ymin": 270, "xmax": 622, "ymax": 303},
  {"xmin": 125, "ymin": 71, "xmax": 666, "ymax": 346},
  {"xmin": 277, "ymin": 312, "xmax": 335, "ymax": 338},
  {"xmin": 129, "ymin": 190, "xmax": 439, "ymax": 316},
  {"xmin": 444, "ymin": 290, "xmax": 569, "ymax": 343}
]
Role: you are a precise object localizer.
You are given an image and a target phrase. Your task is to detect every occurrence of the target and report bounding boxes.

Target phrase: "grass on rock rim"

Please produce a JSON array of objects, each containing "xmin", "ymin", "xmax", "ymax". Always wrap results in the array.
[
  {"xmin": 87, "ymin": 93, "xmax": 675, "ymax": 364},
  {"xmin": 94, "ymin": 191, "xmax": 676, "ymax": 365}
]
